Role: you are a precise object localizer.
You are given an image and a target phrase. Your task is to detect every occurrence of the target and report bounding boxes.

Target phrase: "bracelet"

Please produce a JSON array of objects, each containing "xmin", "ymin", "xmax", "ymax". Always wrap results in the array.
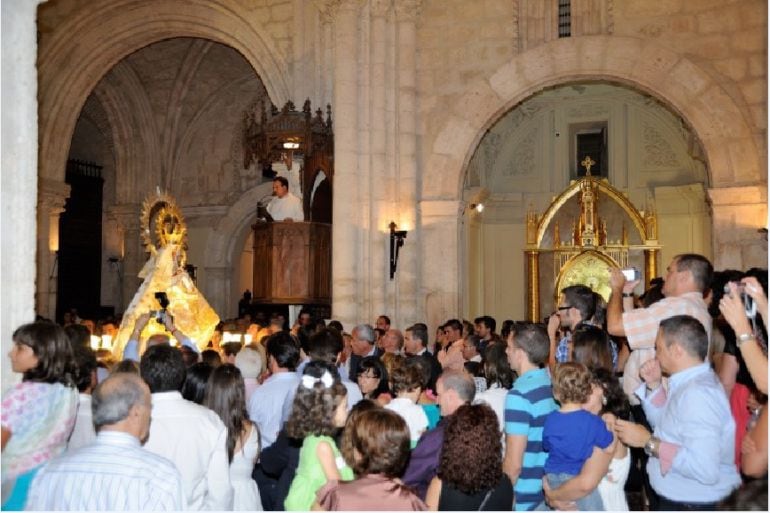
[
  {"xmin": 622, "ymin": 292, "xmax": 634, "ymax": 298},
  {"xmin": 737, "ymin": 333, "xmax": 756, "ymax": 347}
]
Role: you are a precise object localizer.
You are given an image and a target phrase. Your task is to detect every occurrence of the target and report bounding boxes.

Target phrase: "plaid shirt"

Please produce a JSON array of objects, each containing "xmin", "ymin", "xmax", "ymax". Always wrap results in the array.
[{"xmin": 622, "ymin": 292, "xmax": 712, "ymax": 404}]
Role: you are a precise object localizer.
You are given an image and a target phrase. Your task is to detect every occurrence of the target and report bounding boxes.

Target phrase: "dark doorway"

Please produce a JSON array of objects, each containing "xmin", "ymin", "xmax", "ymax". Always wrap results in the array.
[{"xmin": 56, "ymin": 160, "xmax": 104, "ymax": 322}]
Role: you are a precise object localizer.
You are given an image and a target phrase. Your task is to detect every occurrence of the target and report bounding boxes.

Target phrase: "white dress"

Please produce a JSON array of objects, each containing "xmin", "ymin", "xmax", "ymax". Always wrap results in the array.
[
  {"xmin": 597, "ymin": 449, "xmax": 631, "ymax": 511},
  {"xmin": 230, "ymin": 424, "xmax": 263, "ymax": 511}
]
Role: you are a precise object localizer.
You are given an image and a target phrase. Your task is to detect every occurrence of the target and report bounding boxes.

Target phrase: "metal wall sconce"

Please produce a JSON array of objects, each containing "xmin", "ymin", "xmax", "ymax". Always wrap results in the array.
[
  {"xmin": 389, "ymin": 221, "xmax": 408, "ymax": 280},
  {"xmin": 469, "ymin": 203, "xmax": 484, "ymax": 213}
]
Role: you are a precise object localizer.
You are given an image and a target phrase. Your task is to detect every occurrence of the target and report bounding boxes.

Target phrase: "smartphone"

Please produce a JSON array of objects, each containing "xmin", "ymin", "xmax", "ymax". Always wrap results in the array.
[{"xmin": 621, "ymin": 267, "xmax": 641, "ymax": 281}]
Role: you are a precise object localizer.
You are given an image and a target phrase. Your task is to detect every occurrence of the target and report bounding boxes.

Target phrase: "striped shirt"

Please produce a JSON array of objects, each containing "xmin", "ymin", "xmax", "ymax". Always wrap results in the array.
[
  {"xmin": 25, "ymin": 431, "xmax": 183, "ymax": 511},
  {"xmin": 505, "ymin": 368, "xmax": 557, "ymax": 511},
  {"xmin": 622, "ymin": 293, "xmax": 712, "ymax": 403}
]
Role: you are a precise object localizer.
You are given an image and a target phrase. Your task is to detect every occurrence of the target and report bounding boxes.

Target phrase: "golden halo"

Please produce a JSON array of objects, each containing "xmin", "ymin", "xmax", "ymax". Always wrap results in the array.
[{"xmin": 139, "ymin": 191, "xmax": 188, "ymax": 260}]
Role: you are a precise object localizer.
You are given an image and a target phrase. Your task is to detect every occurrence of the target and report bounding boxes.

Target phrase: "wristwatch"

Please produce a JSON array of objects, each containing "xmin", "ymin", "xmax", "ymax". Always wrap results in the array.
[
  {"xmin": 622, "ymin": 292, "xmax": 634, "ymax": 298},
  {"xmin": 644, "ymin": 435, "xmax": 660, "ymax": 457},
  {"xmin": 736, "ymin": 333, "xmax": 756, "ymax": 348}
]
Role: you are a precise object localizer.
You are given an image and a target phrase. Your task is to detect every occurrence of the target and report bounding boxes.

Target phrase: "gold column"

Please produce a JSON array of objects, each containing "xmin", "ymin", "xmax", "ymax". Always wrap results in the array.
[
  {"xmin": 526, "ymin": 250, "xmax": 540, "ymax": 322},
  {"xmin": 644, "ymin": 248, "xmax": 659, "ymax": 288}
]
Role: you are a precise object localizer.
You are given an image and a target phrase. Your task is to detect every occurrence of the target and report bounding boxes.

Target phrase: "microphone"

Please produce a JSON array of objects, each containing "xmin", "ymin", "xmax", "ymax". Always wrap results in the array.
[{"xmin": 257, "ymin": 193, "xmax": 275, "ymax": 207}]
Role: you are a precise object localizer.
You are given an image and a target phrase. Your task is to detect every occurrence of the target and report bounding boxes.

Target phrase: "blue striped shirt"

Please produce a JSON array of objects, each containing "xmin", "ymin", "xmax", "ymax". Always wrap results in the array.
[{"xmin": 505, "ymin": 368, "xmax": 557, "ymax": 511}]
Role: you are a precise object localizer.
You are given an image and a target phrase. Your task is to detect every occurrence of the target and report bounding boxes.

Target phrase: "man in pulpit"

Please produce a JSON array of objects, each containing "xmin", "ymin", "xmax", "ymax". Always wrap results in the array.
[{"xmin": 267, "ymin": 176, "xmax": 304, "ymax": 222}]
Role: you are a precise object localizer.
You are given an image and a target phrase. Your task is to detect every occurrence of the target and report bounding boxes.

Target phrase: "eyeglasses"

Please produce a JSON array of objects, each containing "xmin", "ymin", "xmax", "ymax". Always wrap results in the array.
[{"xmin": 557, "ymin": 305, "xmax": 572, "ymax": 311}]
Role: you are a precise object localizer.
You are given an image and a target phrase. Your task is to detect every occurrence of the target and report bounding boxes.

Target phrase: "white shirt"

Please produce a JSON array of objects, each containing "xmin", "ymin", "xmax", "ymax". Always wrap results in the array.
[
  {"xmin": 474, "ymin": 384, "xmax": 509, "ymax": 434},
  {"xmin": 248, "ymin": 371, "xmax": 301, "ymax": 449},
  {"xmin": 385, "ymin": 397, "xmax": 429, "ymax": 443},
  {"xmin": 26, "ymin": 431, "xmax": 183, "ymax": 511},
  {"xmin": 66, "ymin": 393, "xmax": 95, "ymax": 452},
  {"xmin": 267, "ymin": 193, "xmax": 304, "ymax": 221},
  {"xmin": 143, "ymin": 391, "xmax": 233, "ymax": 510}
]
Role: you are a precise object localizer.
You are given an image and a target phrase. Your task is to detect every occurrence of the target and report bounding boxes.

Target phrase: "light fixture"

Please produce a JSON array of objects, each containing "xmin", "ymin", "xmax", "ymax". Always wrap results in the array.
[
  {"xmin": 282, "ymin": 141, "xmax": 300, "ymax": 150},
  {"xmin": 389, "ymin": 221, "xmax": 408, "ymax": 280},
  {"xmin": 471, "ymin": 203, "xmax": 484, "ymax": 213}
]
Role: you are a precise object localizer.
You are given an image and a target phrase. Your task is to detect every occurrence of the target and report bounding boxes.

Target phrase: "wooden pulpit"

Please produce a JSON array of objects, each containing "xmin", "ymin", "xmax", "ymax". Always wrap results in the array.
[{"xmin": 251, "ymin": 221, "xmax": 331, "ymax": 305}]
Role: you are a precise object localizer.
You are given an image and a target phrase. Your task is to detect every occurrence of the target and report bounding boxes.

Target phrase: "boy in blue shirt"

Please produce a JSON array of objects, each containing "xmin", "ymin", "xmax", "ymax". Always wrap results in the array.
[{"xmin": 543, "ymin": 362, "xmax": 615, "ymax": 510}]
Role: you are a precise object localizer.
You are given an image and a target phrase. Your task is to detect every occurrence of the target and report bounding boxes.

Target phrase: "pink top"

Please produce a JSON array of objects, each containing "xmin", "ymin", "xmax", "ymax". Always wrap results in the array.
[
  {"xmin": 437, "ymin": 340, "xmax": 465, "ymax": 371},
  {"xmin": 317, "ymin": 474, "xmax": 427, "ymax": 511}
]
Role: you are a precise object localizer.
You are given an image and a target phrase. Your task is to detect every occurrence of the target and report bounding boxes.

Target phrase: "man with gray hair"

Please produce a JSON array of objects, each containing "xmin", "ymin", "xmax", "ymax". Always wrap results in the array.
[
  {"xmin": 26, "ymin": 373, "xmax": 183, "ymax": 510},
  {"xmin": 403, "ymin": 370, "xmax": 475, "ymax": 499},
  {"xmin": 347, "ymin": 323, "xmax": 377, "ymax": 380}
]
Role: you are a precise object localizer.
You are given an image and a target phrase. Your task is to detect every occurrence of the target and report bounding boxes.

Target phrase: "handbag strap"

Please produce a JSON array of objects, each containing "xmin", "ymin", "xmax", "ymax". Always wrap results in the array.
[{"xmin": 477, "ymin": 488, "xmax": 494, "ymax": 511}]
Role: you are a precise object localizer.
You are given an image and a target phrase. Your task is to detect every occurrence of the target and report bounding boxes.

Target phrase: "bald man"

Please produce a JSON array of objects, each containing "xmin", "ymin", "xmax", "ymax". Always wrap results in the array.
[{"xmin": 27, "ymin": 373, "xmax": 184, "ymax": 510}]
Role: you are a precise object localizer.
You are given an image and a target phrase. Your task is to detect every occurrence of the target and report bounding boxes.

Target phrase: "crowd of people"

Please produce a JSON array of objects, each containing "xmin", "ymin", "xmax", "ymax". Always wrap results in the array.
[{"xmin": 0, "ymin": 253, "xmax": 767, "ymax": 511}]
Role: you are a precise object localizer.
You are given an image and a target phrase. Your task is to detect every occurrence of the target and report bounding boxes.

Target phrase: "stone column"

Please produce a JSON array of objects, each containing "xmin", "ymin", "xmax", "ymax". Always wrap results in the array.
[
  {"xmin": 393, "ymin": 0, "xmax": 421, "ymax": 327},
  {"xmin": 203, "ymin": 266, "xmax": 231, "ymax": 319},
  {"xmin": 369, "ymin": 0, "xmax": 389, "ymax": 321},
  {"xmin": 36, "ymin": 178, "xmax": 71, "ymax": 319},
  {"xmin": 707, "ymin": 185, "xmax": 768, "ymax": 270},
  {"xmin": 2, "ymin": 0, "xmax": 44, "ymax": 394},
  {"xmin": 108, "ymin": 204, "xmax": 144, "ymax": 314},
  {"xmin": 420, "ymin": 200, "xmax": 462, "ymax": 331},
  {"xmin": 328, "ymin": 0, "xmax": 364, "ymax": 327}
]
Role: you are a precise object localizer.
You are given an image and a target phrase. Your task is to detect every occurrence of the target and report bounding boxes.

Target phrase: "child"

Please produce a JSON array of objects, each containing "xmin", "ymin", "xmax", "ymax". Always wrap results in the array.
[
  {"xmin": 284, "ymin": 361, "xmax": 353, "ymax": 511},
  {"xmin": 385, "ymin": 365, "xmax": 429, "ymax": 447},
  {"xmin": 542, "ymin": 362, "xmax": 615, "ymax": 511},
  {"xmin": 2, "ymin": 322, "xmax": 79, "ymax": 509}
]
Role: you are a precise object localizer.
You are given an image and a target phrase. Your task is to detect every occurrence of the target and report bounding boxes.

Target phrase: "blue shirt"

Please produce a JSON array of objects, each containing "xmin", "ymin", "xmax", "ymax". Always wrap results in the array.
[
  {"xmin": 504, "ymin": 368, "xmax": 558, "ymax": 511},
  {"xmin": 543, "ymin": 409, "xmax": 613, "ymax": 475},
  {"xmin": 638, "ymin": 362, "xmax": 741, "ymax": 503},
  {"xmin": 248, "ymin": 372, "xmax": 301, "ymax": 449}
]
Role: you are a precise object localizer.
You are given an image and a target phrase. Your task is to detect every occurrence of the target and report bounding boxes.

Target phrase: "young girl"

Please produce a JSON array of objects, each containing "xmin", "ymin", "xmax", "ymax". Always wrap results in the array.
[
  {"xmin": 2, "ymin": 322, "xmax": 79, "ymax": 510},
  {"xmin": 284, "ymin": 361, "xmax": 353, "ymax": 511},
  {"xmin": 204, "ymin": 364, "xmax": 262, "ymax": 511},
  {"xmin": 542, "ymin": 362, "xmax": 615, "ymax": 511},
  {"xmin": 317, "ymin": 407, "xmax": 427, "ymax": 511}
]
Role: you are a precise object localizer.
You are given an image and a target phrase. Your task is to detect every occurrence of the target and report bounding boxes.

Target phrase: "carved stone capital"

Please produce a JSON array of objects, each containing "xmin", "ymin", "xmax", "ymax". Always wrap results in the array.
[
  {"xmin": 370, "ymin": 0, "xmax": 391, "ymax": 18},
  {"xmin": 38, "ymin": 178, "xmax": 70, "ymax": 215},
  {"xmin": 107, "ymin": 203, "xmax": 142, "ymax": 231},
  {"xmin": 394, "ymin": 0, "xmax": 422, "ymax": 22},
  {"xmin": 314, "ymin": 0, "xmax": 365, "ymax": 23}
]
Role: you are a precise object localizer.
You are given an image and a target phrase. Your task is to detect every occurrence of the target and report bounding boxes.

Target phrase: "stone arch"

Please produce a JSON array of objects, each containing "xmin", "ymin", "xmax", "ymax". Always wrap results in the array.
[
  {"xmin": 203, "ymin": 181, "xmax": 273, "ymax": 314},
  {"xmin": 423, "ymin": 35, "xmax": 763, "ymax": 201},
  {"xmin": 38, "ymin": 0, "xmax": 291, "ymax": 182}
]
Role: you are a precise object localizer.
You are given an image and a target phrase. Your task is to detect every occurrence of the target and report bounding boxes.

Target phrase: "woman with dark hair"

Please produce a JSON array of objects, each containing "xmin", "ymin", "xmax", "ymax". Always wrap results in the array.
[
  {"xmin": 571, "ymin": 324, "xmax": 614, "ymax": 373},
  {"xmin": 2, "ymin": 322, "xmax": 79, "ymax": 509},
  {"xmin": 204, "ymin": 364, "xmax": 261, "ymax": 510},
  {"xmin": 355, "ymin": 356, "xmax": 391, "ymax": 406},
  {"xmin": 474, "ymin": 343, "xmax": 514, "ymax": 433},
  {"xmin": 317, "ymin": 408, "xmax": 427, "ymax": 510},
  {"xmin": 181, "ymin": 362, "xmax": 213, "ymax": 404},
  {"xmin": 425, "ymin": 403, "xmax": 512, "ymax": 510}
]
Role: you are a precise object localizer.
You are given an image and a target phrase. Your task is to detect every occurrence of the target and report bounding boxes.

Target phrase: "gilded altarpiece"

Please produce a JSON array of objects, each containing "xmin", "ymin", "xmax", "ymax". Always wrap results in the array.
[{"xmin": 524, "ymin": 162, "xmax": 660, "ymax": 322}]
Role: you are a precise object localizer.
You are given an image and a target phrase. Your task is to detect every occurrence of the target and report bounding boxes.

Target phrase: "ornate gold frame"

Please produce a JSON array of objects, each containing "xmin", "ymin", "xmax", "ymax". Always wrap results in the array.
[{"xmin": 524, "ymin": 171, "xmax": 660, "ymax": 321}]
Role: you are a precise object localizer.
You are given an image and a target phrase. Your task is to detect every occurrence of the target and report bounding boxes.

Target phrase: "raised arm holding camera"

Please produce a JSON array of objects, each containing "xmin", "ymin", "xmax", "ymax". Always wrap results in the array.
[{"xmin": 122, "ymin": 300, "xmax": 199, "ymax": 362}]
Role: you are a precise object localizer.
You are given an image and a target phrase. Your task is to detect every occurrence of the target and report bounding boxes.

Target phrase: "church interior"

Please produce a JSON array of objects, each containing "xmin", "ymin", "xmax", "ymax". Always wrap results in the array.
[{"xmin": 2, "ymin": 0, "xmax": 767, "ymax": 390}]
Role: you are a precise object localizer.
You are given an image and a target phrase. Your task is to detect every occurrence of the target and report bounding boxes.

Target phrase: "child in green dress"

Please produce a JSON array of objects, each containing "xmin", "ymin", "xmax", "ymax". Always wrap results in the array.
[{"xmin": 284, "ymin": 361, "xmax": 353, "ymax": 511}]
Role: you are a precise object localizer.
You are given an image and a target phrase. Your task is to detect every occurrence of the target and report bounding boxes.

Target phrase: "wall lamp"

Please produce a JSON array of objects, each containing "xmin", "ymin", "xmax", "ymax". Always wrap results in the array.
[
  {"xmin": 469, "ymin": 203, "xmax": 484, "ymax": 213},
  {"xmin": 389, "ymin": 221, "xmax": 408, "ymax": 280}
]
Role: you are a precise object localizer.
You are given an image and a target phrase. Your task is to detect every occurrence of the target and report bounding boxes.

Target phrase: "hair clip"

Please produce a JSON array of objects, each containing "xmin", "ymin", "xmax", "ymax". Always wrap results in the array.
[{"xmin": 301, "ymin": 370, "xmax": 335, "ymax": 390}]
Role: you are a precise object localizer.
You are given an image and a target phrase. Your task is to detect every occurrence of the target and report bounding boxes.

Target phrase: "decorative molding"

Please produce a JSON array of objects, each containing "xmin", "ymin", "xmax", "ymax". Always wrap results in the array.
[
  {"xmin": 641, "ymin": 122, "xmax": 678, "ymax": 168},
  {"xmin": 567, "ymin": 103, "xmax": 610, "ymax": 119},
  {"xmin": 512, "ymin": 0, "xmax": 520, "ymax": 54},
  {"xmin": 506, "ymin": 131, "xmax": 536, "ymax": 176}
]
